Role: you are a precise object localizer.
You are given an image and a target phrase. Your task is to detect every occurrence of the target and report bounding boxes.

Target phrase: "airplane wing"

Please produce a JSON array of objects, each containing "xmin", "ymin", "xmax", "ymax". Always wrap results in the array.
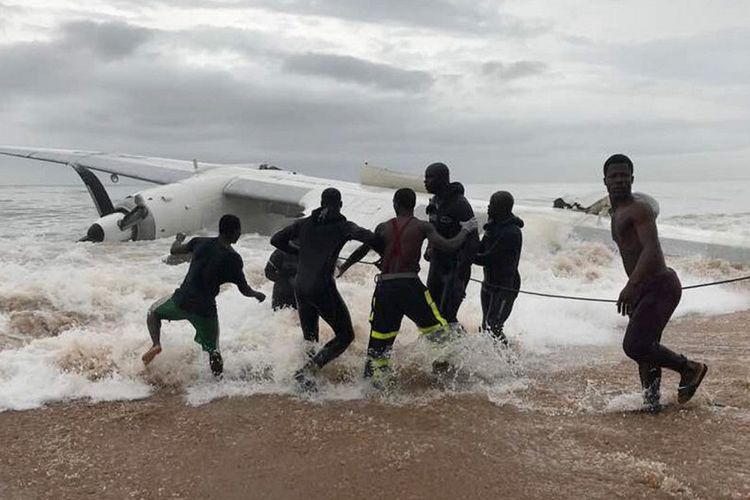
[{"xmin": 0, "ymin": 146, "xmax": 198, "ymax": 184}]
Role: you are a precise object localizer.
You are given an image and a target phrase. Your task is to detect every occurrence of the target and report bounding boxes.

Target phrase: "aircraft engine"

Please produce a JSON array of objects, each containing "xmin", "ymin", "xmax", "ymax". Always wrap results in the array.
[{"xmin": 80, "ymin": 211, "xmax": 134, "ymax": 242}]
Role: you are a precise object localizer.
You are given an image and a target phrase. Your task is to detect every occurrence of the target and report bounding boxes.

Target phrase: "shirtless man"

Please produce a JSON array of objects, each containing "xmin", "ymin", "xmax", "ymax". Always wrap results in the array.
[
  {"xmin": 338, "ymin": 188, "xmax": 477, "ymax": 386},
  {"xmin": 604, "ymin": 154, "xmax": 707, "ymax": 409}
]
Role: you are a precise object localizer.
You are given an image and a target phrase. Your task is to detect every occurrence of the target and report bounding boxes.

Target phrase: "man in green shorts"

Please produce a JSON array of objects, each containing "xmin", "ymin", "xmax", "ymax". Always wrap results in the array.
[{"xmin": 142, "ymin": 214, "xmax": 266, "ymax": 376}]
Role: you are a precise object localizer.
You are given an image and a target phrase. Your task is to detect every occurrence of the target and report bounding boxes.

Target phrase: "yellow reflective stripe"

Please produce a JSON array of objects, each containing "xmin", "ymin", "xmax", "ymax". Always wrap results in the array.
[
  {"xmin": 368, "ymin": 357, "xmax": 390, "ymax": 368},
  {"xmin": 369, "ymin": 295, "xmax": 376, "ymax": 322},
  {"xmin": 424, "ymin": 290, "xmax": 447, "ymax": 326},
  {"xmin": 419, "ymin": 323, "xmax": 445, "ymax": 335},
  {"xmin": 371, "ymin": 330, "xmax": 399, "ymax": 340}
]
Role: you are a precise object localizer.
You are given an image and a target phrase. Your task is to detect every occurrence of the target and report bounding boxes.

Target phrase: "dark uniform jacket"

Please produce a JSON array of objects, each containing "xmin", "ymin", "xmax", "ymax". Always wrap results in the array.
[
  {"xmin": 425, "ymin": 182, "xmax": 479, "ymax": 271},
  {"xmin": 270, "ymin": 207, "xmax": 382, "ymax": 296},
  {"xmin": 474, "ymin": 215, "xmax": 524, "ymax": 293}
]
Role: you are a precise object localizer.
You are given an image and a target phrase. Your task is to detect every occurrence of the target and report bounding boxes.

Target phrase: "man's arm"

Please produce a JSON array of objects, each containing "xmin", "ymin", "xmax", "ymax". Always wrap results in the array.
[
  {"xmin": 628, "ymin": 203, "xmax": 663, "ymax": 286},
  {"xmin": 423, "ymin": 218, "xmax": 478, "ymax": 253},
  {"xmin": 338, "ymin": 222, "xmax": 385, "ymax": 276},
  {"xmin": 170, "ymin": 233, "xmax": 195, "ymax": 255},
  {"xmin": 232, "ymin": 256, "xmax": 266, "ymax": 302},
  {"xmin": 337, "ymin": 243, "xmax": 372, "ymax": 277},
  {"xmin": 617, "ymin": 202, "xmax": 663, "ymax": 315},
  {"xmin": 270, "ymin": 221, "xmax": 300, "ymax": 255},
  {"xmin": 346, "ymin": 222, "xmax": 384, "ymax": 253}
]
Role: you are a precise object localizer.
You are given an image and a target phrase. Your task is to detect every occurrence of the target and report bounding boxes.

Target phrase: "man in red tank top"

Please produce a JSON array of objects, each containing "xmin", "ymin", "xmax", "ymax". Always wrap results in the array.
[{"xmin": 338, "ymin": 188, "xmax": 477, "ymax": 387}]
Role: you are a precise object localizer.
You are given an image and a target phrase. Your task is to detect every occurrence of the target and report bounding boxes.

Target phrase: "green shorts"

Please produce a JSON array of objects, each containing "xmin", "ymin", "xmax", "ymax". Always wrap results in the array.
[{"xmin": 151, "ymin": 296, "xmax": 220, "ymax": 352}]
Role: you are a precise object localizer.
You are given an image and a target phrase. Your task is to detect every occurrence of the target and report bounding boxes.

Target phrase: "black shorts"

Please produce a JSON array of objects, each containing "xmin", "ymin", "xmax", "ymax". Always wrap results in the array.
[{"xmin": 369, "ymin": 276, "xmax": 447, "ymax": 341}]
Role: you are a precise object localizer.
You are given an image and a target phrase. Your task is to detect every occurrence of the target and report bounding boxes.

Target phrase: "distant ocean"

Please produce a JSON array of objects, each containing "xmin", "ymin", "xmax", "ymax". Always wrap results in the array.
[{"xmin": 1, "ymin": 180, "xmax": 749, "ymax": 411}]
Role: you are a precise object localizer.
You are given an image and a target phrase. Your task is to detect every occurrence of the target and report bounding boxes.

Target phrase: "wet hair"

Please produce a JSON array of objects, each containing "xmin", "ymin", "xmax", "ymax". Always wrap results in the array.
[
  {"xmin": 393, "ymin": 188, "xmax": 416, "ymax": 210},
  {"xmin": 219, "ymin": 214, "xmax": 241, "ymax": 235},
  {"xmin": 321, "ymin": 187, "xmax": 342, "ymax": 208},
  {"xmin": 425, "ymin": 162, "xmax": 450, "ymax": 181},
  {"xmin": 603, "ymin": 154, "xmax": 634, "ymax": 176}
]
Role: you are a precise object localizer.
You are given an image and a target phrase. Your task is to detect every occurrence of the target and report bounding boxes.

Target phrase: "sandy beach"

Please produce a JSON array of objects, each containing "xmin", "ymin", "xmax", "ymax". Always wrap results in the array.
[{"xmin": 1, "ymin": 309, "xmax": 748, "ymax": 500}]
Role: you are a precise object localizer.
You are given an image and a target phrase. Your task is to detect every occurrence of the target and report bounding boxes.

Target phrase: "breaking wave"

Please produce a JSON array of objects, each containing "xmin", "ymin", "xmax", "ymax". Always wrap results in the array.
[{"xmin": 1, "ymin": 185, "xmax": 749, "ymax": 412}]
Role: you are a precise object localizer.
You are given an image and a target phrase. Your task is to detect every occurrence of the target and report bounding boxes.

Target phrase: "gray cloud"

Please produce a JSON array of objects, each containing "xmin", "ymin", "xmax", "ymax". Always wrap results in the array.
[
  {"xmin": 134, "ymin": 0, "xmax": 551, "ymax": 36},
  {"xmin": 283, "ymin": 52, "xmax": 434, "ymax": 92},
  {"xmin": 481, "ymin": 60, "xmax": 547, "ymax": 81},
  {"xmin": 590, "ymin": 29, "xmax": 750, "ymax": 86},
  {"xmin": 60, "ymin": 20, "xmax": 154, "ymax": 59},
  {"xmin": 1, "ymin": 14, "xmax": 748, "ymax": 183}
]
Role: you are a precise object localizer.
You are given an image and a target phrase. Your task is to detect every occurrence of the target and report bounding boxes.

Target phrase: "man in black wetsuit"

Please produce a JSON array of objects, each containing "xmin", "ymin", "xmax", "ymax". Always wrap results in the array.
[
  {"xmin": 605, "ymin": 154, "xmax": 707, "ymax": 410},
  {"xmin": 270, "ymin": 188, "xmax": 382, "ymax": 390},
  {"xmin": 474, "ymin": 191, "xmax": 523, "ymax": 346},
  {"xmin": 264, "ymin": 248, "xmax": 298, "ymax": 310},
  {"xmin": 423, "ymin": 162, "xmax": 479, "ymax": 332},
  {"xmin": 338, "ymin": 188, "xmax": 477, "ymax": 386},
  {"xmin": 142, "ymin": 215, "xmax": 266, "ymax": 376}
]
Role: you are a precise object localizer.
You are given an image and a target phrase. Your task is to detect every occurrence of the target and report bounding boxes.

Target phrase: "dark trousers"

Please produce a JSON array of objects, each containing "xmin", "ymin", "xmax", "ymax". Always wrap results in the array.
[
  {"xmin": 622, "ymin": 268, "xmax": 686, "ymax": 393},
  {"xmin": 365, "ymin": 277, "xmax": 447, "ymax": 378},
  {"xmin": 426, "ymin": 261, "xmax": 471, "ymax": 324},
  {"xmin": 296, "ymin": 284, "xmax": 355, "ymax": 369},
  {"xmin": 480, "ymin": 282, "xmax": 517, "ymax": 339},
  {"xmin": 272, "ymin": 280, "xmax": 297, "ymax": 311}
]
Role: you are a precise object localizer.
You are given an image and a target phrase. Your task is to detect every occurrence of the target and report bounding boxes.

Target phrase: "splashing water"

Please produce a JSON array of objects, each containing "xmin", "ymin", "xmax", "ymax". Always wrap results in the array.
[{"xmin": 1, "ymin": 184, "xmax": 749, "ymax": 412}]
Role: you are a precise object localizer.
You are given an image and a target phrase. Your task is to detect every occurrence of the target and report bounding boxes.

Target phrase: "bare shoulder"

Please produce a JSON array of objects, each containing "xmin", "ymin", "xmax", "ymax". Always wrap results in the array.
[{"xmin": 630, "ymin": 199, "xmax": 657, "ymax": 222}]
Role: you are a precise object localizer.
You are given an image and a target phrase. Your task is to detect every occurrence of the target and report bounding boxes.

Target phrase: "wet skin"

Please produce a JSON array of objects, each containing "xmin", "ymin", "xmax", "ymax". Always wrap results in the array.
[{"xmin": 605, "ymin": 163, "xmax": 667, "ymax": 316}]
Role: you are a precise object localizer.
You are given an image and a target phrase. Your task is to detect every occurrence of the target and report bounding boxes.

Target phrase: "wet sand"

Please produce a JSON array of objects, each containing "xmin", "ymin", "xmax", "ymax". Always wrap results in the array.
[{"xmin": 1, "ymin": 311, "xmax": 749, "ymax": 499}]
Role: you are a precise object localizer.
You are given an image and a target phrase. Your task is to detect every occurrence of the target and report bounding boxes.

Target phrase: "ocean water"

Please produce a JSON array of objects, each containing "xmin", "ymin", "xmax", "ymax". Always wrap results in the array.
[{"xmin": 0, "ymin": 180, "xmax": 749, "ymax": 412}]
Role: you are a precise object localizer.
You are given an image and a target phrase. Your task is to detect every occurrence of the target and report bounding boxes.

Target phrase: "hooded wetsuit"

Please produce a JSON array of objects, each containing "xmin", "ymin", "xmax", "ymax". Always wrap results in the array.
[
  {"xmin": 474, "ymin": 215, "xmax": 523, "ymax": 341},
  {"xmin": 271, "ymin": 207, "xmax": 381, "ymax": 368},
  {"xmin": 264, "ymin": 249, "xmax": 298, "ymax": 310},
  {"xmin": 425, "ymin": 182, "xmax": 479, "ymax": 323}
]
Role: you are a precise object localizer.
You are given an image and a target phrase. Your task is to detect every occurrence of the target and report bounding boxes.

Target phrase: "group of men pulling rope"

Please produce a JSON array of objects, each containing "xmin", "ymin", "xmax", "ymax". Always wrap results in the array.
[{"xmin": 141, "ymin": 154, "xmax": 710, "ymax": 412}]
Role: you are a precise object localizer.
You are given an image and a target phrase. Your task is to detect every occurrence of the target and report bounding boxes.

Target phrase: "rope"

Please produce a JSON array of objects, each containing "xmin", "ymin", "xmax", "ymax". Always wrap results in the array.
[{"xmin": 338, "ymin": 254, "xmax": 750, "ymax": 304}]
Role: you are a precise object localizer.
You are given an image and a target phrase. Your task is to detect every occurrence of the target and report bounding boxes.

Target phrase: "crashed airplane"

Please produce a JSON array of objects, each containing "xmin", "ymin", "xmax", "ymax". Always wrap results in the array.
[{"xmin": 1, "ymin": 146, "xmax": 749, "ymax": 263}]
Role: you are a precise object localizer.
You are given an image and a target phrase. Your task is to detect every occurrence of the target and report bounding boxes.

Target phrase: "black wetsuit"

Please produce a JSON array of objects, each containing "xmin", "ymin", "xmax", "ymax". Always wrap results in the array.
[
  {"xmin": 474, "ymin": 215, "xmax": 523, "ymax": 342},
  {"xmin": 270, "ymin": 207, "xmax": 381, "ymax": 368},
  {"xmin": 264, "ymin": 249, "xmax": 298, "ymax": 310},
  {"xmin": 425, "ymin": 182, "xmax": 479, "ymax": 323},
  {"xmin": 622, "ymin": 268, "xmax": 687, "ymax": 397}
]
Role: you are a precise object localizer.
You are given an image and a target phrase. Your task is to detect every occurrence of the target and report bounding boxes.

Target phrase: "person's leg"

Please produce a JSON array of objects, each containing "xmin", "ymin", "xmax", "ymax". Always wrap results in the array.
[
  {"xmin": 401, "ymin": 279, "xmax": 453, "ymax": 373},
  {"xmin": 440, "ymin": 265, "xmax": 470, "ymax": 326},
  {"xmin": 364, "ymin": 282, "xmax": 403, "ymax": 386},
  {"xmin": 142, "ymin": 295, "xmax": 183, "ymax": 365},
  {"xmin": 486, "ymin": 289, "xmax": 516, "ymax": 346},
  {"xmin": 310, "ymin": 287, "xmax": 355, "ymax": 369},
  {"xmin": 480, "ymin": 285, "xmax": 491, "ymax": 332},
  {"xmin": 622, "ymin": 272, "xmax": 700, "ymax": 405},
  {"xmin": 296, "ymin": 295, "xmax": 320, "ymax": 343},
  {"xmin": 188, "ymin": 315, "xmax": 222, "ymax": 377}
]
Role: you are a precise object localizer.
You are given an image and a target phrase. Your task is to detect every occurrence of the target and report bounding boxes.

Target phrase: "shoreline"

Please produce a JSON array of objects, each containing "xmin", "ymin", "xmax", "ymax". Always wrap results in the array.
[{"xmin": 1, "ymin": 310, "xmax": 749, "ymax": 499}]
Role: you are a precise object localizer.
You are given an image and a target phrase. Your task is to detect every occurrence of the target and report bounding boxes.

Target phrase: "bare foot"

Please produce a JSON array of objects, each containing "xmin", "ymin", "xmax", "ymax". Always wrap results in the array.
[{"xmin": 142, "ymin": 345, "xmax": 162, "ymax": 366}]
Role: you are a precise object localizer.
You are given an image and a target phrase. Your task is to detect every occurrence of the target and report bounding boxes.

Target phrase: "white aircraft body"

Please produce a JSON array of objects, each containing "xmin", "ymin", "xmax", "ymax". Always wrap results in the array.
[{"xmin": 2, "ymin": 146, "xmax": 750, "ymax": 263}]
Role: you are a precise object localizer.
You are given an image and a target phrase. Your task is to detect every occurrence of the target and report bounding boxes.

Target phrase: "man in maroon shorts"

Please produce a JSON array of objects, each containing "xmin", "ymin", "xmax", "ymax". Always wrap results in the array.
[{"xmin": 604, "ymin": 154, "xmax": 707, "ymax": 410}]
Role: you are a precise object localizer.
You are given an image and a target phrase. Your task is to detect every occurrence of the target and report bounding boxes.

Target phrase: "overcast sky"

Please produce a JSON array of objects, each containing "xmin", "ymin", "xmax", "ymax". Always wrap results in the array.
[{"xmin": 1, "ymin": 0, "xmax": 749, "ymax": 184}]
